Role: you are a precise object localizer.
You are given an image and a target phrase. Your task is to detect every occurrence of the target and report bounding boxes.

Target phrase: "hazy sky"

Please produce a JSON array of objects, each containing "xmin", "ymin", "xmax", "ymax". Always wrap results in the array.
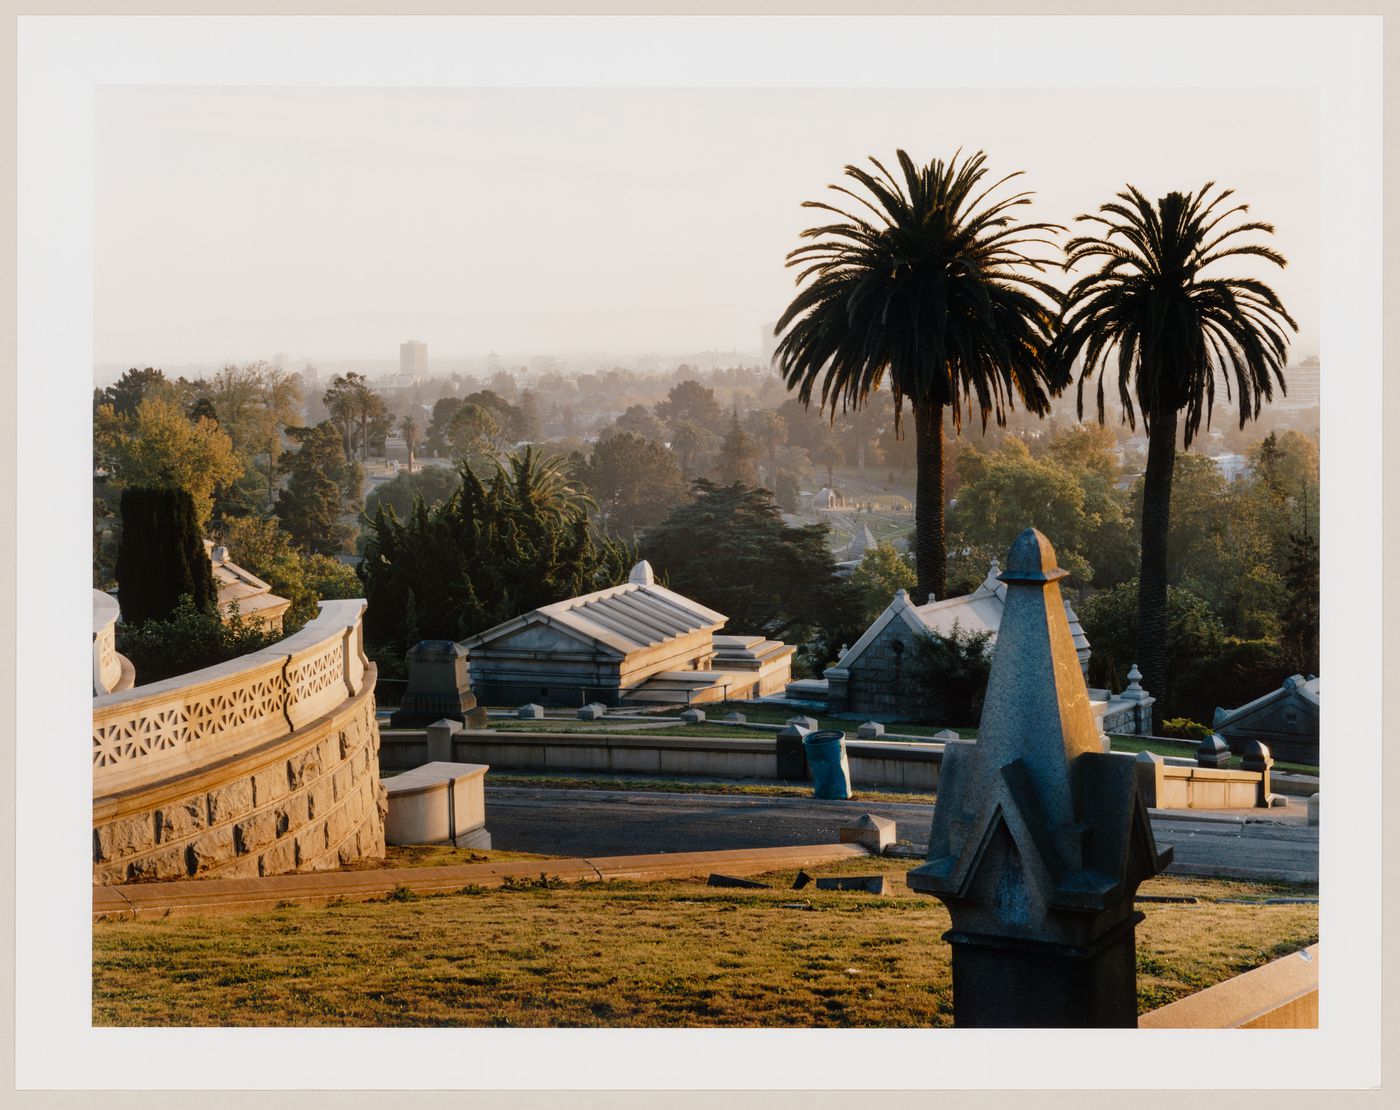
[{"xmin": 95, "ymin": 85, "xmax": 1320, "ymax": 370}]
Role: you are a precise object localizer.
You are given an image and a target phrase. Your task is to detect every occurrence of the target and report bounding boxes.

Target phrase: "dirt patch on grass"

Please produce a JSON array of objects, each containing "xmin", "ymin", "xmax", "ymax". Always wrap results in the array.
[{"xmin": 92, "ymin": 859, "xmax": 1316, "ymax": 1028}]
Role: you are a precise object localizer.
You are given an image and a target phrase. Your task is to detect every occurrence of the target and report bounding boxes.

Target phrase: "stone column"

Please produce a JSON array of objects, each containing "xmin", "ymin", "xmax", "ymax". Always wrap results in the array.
[{"xmin": 907, "ymin": 528, "xmax": 1172, "ymax": 1028}]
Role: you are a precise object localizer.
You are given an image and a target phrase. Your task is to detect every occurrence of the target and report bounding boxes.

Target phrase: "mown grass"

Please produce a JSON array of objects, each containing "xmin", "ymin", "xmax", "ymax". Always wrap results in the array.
[
  {"xmin": 482, "ymin": 770, "xmax": 934, "ymax": 806},
  {"xmin": 1107, "ymin": 734, "xmax": 1319, "ymax": 776},
  {"xmin": 485, "ymin": 703, "xmax": 977, "ymax": 741},
  {"xmin": 92, "ymin": 858, "xmax": 1316, "ymax": 1028}
]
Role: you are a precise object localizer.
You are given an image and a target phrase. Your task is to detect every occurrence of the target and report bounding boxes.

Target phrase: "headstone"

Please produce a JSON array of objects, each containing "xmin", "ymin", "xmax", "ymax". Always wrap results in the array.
[
  {"xmin": 517, "ymin": 703, "xmax": 545, "ymax": 720},
  {"xmin": 1307, "ymin": 793, "xmax": 1320, "ymax": 827},
  {"xmin": 577, "ymin": 702, "xmax": 607, "ymax": 721},
  {"xmin": 856, "ymin": 721, "xmax": 885, "ymax": 739},
  {"xmin": 1196, "ymin": 733, "xmax": 1232, "ymax": 769},
  {"xmin": 792, "ymin": 870, "xmax": 813, "ymax": 890},
  {"xmin": 389, "ymin": 640, "xmax": 488, "ymax": 729},
  {"xmin": 786, "ymin": 715, "xmax": 819, "ymax": 732},
  {"xmin": 907, "ymin": 528, "xmax": 1172, "ymax": 1028},
  {"xmin": 933, "ymin": 729, "xmax": 961, "ymax": 742},
  {"xmin": 815, "ymin": 875, "xmax": 887, "ymax": 894},
  {"xmin": 425, "ymin": 718, "xmax": 461, "ymax": 763},
  {"xmin": 722, "ymin": 711, "xmax": 747, "ymax": 725},
  {"xmin": 1134, "ymin": 749, "xmax": 1165, "ymax": 809},
  {"xmin": 775, "ymin": 723, "xmax": 811, "ymax": 781},
  {"xmin": 680, "ymin": 707, "xmax": 706, "ymax": 724},
  {"xmin": 840, "ymin": 813, "xmax": 896, "ymax": 852},
  {"xmin": 707, "ymin": 874, "xmax": 769, "ymax": 889}
]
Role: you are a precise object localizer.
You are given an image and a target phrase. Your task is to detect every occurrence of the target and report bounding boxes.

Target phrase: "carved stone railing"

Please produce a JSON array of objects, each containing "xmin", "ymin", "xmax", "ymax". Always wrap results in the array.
[
  {"xmin": 92, "ymin": 599, "xmax": 369, "ymax": 798},
  {"xmin": 92, "ymin": 590, "xmax": 126, "ymax": 696}
]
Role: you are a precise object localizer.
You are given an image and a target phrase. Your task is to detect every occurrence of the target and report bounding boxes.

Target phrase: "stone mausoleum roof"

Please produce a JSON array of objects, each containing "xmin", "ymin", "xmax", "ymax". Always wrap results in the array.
[
  {"xmin": 460, "ymin": 559, "xmax": 726, "ymax": 658},
  {"xmin": 835, "ymin": 557, "xmax": 1091, "ymax": 674}
]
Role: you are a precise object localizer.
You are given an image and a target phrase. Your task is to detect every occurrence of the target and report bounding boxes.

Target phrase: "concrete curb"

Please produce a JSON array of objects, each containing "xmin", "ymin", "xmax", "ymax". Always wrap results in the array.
[{"xmin": 92, "ymin": 842, "xmax": 872, "ymax": 921}]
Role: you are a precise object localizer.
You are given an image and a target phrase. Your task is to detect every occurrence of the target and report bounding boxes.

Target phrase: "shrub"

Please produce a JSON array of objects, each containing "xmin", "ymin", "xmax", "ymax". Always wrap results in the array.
[
  {"xmin": 906, "ymin": 621, "xmax": 994, "ymax": 727},
  {"xmin": 1159, "ymin": 717, "xmax": 1212, "ymax": 742},
  {"xmin": 116, "ymin": 594, "xmax": 281, "ymax": 685}
]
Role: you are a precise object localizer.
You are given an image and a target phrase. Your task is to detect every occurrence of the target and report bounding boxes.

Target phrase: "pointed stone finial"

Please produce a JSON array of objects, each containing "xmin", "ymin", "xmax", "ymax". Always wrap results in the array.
[
  {"xmin": 894, "ymin": 588, "xmax": 909, "ymax": 605},
  {"xmin": 908, "ymin": 527, "xmax": 1171, "ymax": 1028},
  {"xmin": 839, "ymin": 643, "xmax": 849, "ymax": 657},
  {"xmin": 628, "ymin": 559, "xmax": 655, "ymax": 586},
  {"xmin": 1126, "ymin": 663, "xmax": 1143, "ymax": 689},
  {"xmin": 928, "ymin": 593, "xmax": 937, "ymax": 605}
]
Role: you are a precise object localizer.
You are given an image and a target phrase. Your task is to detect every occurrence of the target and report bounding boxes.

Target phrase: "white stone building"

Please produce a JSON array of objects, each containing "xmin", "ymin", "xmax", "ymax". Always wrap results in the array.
[
  {"xmin": 460, "ymin": 561, "xmax": 795, "ymax": 707},
  {"xmin": 824, "ymin": 558, "xmax": 1090, "ymax": 717}
]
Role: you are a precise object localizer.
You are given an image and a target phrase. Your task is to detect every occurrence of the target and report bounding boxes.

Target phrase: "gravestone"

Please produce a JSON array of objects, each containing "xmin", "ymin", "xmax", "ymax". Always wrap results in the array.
[
  {"xmin": 856, "ymin": 721, "xmax": 885, "ymax": 739},
  {"xmin": 774, "ymin": 722, "xmax": 811, "ymax": 781},
  {"xmin": 840, "ymin": 813, "xmax": 896, "ymax": 852},
  {"xmin": 680, "ymin": 707, "xmax": 706, "ymax": 724},
  {"xmin": 907, "ymin": 528, "xmax": 1172, "ymax": 1028},
  {"xmin": 425, "ymin": 718, "xmax": 462, "ymax": 763},
  {"xmin": 389, "ymin": 640, "xmax": 488, "ymax": 729},
  {"xmin": 578, "ymin": 702, "xmax": 607, "ymax": 721},
  {"xmin": 933, "ymin": 729, "xmax": 961, "ymax": 742},
  {"xmin": 723, "ymin": 711, "xmax": 747, "ymax": 725},
  {"xmin": 517, "ymin": 703, "xmax": 545, "ymax": 720},
  {"xmin": 786, "ymin": 715, "xmax": 819, "ymax": 732}
]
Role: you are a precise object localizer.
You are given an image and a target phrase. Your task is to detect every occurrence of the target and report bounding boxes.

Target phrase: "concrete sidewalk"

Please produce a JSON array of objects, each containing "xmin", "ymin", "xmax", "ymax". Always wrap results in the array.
[{"xmin": 92, "ymin": 842, "xmax": 871, "ymax": 922}]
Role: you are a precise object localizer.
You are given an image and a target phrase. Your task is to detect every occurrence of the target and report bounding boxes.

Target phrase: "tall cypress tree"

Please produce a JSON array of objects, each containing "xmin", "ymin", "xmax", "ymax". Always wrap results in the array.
[{"xmin": 114, "ymin": 486, "xmax": 217, "ymax": 624}]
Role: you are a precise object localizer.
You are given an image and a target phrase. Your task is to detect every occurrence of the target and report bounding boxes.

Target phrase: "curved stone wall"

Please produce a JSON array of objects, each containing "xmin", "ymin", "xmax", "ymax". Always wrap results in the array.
[{"xmin": 92, "ymin": 600, "xmax": 386, "ymax": 884}]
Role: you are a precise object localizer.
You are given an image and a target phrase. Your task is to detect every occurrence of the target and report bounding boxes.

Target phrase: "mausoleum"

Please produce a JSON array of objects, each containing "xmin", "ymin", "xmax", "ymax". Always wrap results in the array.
[
  {"xmin": 824, "ymin": 557, "xmax": 1090, "ymax": 718},
  {"xmin": 207, "ymin": 541, "xmax": 292, "ymax": 633},
  {"xmin": 460, "ymin": 560, "xmax": 795, "ymax": 707},
  {"xmin": 1214, "ymin": 674, "xmax": 1320, "ymax": 764}
]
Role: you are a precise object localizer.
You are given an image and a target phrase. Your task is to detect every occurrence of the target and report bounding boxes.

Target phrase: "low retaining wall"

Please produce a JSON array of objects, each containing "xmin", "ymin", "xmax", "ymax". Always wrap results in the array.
[
  {"xmin": 1139, "ymin": 945, "xmax": 1318, "ymax": 1028},
  {"xmin": 92, "ymin": 601, "xmax": 387, "ymax": 884},
  {"xmin": 381, "ymin": 728, "xmax": 947, "ymax": 793}
]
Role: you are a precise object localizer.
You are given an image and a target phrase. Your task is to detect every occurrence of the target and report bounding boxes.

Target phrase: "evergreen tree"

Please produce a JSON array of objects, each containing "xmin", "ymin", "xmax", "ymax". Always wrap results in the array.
[
  {"xmin": 276, "ymin": 422, "xmax": 353, "ymax": 554},
  {"xmin": 715, "ymin": 414, "xmax": 760, "ymax": 486},
  {"xmin": 358, "ymin": 449, "xmax": 633, "ymax": 660},
  {"xmin": 1282, "ymin": 529, "xmax": 1320, "ymax": 676},
  {"xmin": 114, "ymin": 486, "xmax": 217, "ymax": 624},
  {"xmin": 639, "ymin": 480, "xmax": 860, "ymax": 645}
]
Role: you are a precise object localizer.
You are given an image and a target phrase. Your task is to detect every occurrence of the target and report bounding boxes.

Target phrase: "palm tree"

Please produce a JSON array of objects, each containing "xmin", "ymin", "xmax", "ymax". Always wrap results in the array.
[
  {"xmin": 1052, "ymin": 183, "xmax": 1295, "ymax": 704},
  {"xmin": 400, "ymin": 414, "xmax": 420, "ymax": 474},
  {"xmin": 775, "ymin": 150, "xmax": 1063, "ymax": 602}
]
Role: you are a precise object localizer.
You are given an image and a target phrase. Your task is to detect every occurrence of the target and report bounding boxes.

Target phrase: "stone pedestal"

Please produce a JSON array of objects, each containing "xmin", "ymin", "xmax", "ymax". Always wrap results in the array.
[
  {"xmin": 775, "ymin": 723, "xmax": 811, "ymax": 781},
  {"xmin": 389, "ymin": 641, "xmax": 488, "ymax": 729},
  {"xmin": 907, "ymin": 529, "xmax": 1171, "ymax": 1028}
]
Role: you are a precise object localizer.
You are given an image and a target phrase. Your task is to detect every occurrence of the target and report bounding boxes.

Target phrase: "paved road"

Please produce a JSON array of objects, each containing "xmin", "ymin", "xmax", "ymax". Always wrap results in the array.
[{"xmin": 484, "ymin": 787, "xmax": 1318, "ymax": 883}]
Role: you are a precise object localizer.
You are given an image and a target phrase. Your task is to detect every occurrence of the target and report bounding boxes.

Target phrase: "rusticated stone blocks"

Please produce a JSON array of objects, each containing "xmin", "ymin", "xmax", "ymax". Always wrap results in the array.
[{"xmin": 93, "ymin": 669, "xmax": 387, "ymax": 884}]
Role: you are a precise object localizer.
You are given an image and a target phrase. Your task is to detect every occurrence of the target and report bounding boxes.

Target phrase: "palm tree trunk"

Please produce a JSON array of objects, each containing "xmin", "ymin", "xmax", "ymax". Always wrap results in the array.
[
  {"xmin": 1137, "ymin": 409, "xmax": 1178, "ymax": 709},
  {"xmin": 914, "ymin": 400, "xmax": 946, "ymax": 603}
]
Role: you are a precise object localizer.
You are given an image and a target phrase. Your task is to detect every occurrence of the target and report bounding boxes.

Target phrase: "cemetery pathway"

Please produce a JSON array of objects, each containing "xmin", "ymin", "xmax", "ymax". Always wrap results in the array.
[{"xmin": 484, "ymin": 786, "xmax": 1318, "ymax": 883}]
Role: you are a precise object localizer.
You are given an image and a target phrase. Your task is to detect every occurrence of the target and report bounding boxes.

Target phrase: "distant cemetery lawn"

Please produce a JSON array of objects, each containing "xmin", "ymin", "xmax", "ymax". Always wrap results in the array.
[{"xmin": 93, "ymin": 858, "xmax": 1316, "ymax": 1028}]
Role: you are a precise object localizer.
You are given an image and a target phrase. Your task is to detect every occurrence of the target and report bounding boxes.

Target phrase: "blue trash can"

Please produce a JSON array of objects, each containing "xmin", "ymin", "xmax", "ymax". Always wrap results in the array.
[{"xmin": 803, "ymin": 729, "xmax": 853, "ymax": 799}]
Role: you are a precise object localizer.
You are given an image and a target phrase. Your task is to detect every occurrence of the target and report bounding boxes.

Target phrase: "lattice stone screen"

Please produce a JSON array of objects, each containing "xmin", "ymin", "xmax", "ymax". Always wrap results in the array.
[{"xmin": 93, "ymin": 600, "xmax": 370, "ymax": 797}]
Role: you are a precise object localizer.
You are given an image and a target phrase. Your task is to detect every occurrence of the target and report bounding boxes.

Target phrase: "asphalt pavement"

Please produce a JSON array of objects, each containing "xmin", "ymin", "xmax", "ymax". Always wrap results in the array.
[{"xmin": 483, "ymin": 786, "xmax": 1319, "ymax": 883}]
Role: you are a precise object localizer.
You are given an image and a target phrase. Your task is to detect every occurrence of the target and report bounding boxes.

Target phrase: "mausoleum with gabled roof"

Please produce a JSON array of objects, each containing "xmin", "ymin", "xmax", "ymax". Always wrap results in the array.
[
  {"xmin": 459, "ymin": 560, "xmax": 795, "ymax": 707},
  {"xmin": 824, "ymin": 557, "xmax": 1090, "ymax": 718}
]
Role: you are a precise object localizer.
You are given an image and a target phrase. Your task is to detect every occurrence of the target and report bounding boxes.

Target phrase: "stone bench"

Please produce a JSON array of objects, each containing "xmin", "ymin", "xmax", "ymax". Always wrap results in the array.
[{"xmin": 384, "ymin": 762, "xmax": 491, "ymax": 849}]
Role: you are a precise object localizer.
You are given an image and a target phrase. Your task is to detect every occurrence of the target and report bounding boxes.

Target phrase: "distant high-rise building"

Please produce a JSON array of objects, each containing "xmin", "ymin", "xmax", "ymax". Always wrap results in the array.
[
  {"xmin": 400, "ymin": 340, "xmax": 428, "ymax": 376},
  {"xmin": 1276, "ymin": 356, "xmax": 1320, "ymax": 411}
]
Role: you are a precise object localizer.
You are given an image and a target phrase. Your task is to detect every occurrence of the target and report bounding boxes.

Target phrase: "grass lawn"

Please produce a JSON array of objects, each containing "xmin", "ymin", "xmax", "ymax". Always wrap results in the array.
[
  {"xmin": 92, "ymin": 858, "xmax": 1316, "ymax": 1027},
  {"xmin": 480, "ymin": 770, "xmax": 934, "ymax": 806},
  {"xmin": 1108, "ymin": 735, "xmax": 1319, "ymax": 776},
  {"xmin": 484, "ymin": 707, "xmax": 977, "ymax": 742}
]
